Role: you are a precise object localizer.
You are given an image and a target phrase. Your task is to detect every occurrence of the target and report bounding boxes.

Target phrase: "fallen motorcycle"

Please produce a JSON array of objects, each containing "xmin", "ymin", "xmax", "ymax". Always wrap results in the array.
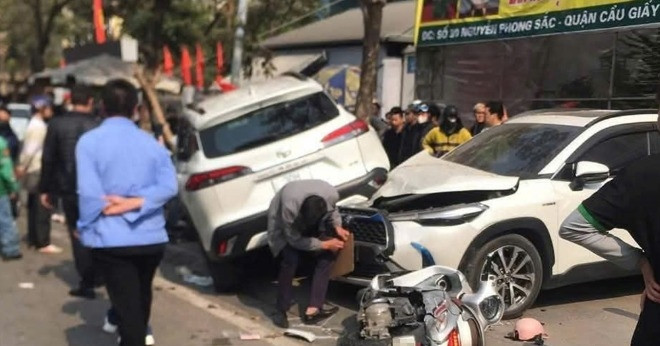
[{"xmin": 344, "ymin": 265, "xmax": 503, "ymax": 346}]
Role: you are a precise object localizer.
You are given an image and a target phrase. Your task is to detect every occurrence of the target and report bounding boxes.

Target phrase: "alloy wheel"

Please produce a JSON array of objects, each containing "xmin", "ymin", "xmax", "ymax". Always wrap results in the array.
[{"xmin": 480, "ymin": 245, "xmax": 536, "ymax": 313}]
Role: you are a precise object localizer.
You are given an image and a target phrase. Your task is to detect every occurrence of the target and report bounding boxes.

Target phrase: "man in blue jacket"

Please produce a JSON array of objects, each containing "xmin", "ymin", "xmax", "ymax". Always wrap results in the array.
[{"xmin": 76, "ymin": 79, "xmax": 177, "ymax": 346}]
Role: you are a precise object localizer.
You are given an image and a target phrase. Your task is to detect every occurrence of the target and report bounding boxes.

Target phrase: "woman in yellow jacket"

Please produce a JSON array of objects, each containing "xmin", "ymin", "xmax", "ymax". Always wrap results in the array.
[{"xmin": 423, "ymin": 105, "xmax": 472, "ymax": 157}]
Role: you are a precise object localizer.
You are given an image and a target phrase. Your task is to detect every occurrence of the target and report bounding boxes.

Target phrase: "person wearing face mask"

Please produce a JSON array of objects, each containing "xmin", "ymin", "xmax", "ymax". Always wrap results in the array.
[
  {"xmin": 399, "ymin": 102, "xmax": 435, "ymax": 162},
  {"xmin": 422, "ymin": 105, "xmax": 472, "ymax": 157}
]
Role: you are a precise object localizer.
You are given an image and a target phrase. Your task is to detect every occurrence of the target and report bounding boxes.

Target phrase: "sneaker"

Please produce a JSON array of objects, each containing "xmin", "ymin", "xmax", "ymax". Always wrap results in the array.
[
  {"xmin": 116, "ymin": 326, "xmax": 155, "ymax": 345},
  {"xmin": 145, "ymin": 326, "xmax": 155, "ymax": 346},
  {"xmin": 37, "ymin": 244, "xmax": 63, "ymax": 254},
  {"xmin": 102, "ymin": 315, "xmax": 118, "ymax": 334}
]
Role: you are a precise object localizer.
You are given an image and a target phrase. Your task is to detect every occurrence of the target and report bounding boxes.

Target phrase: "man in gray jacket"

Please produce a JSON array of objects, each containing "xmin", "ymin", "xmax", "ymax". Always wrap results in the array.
[{"xmin": 267, "ymin": 179, "xmax": 349, "ymax": 328}]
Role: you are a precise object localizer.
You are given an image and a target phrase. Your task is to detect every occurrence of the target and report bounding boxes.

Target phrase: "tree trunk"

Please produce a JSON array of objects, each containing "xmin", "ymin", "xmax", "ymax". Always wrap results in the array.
[
  {"xmin": 355, "ymin": 0, "xmax": 385, "ymax": 121},
  {"xmin": 135, "ymin": 67, "xmax": 175, "ymax": 150}
]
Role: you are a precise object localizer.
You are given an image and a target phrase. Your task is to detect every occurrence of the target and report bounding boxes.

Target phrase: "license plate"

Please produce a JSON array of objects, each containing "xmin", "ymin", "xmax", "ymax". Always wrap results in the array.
[{"xmin": 271, "ymin": 168, "xmax": 312, "ymax": 191}]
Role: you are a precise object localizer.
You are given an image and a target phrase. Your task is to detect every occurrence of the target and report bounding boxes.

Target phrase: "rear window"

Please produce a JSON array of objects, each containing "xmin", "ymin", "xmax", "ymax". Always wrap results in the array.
[
  {"xmin": 199, "ymin": 92, "xmax": 339, "ymax": 158},
  {"xmin": 9, "ymin": 108, "xmax": 30, "ymax": 118}
]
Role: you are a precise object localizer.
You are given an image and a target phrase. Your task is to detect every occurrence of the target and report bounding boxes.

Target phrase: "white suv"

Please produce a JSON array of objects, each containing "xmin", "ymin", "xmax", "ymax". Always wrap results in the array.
[
  {"xmin": 340, "ymin": 109, "xmax": 658, "ymax": 318},
  {"xmin": 175, "ymin": 74, "xmax": 389, "ymax": 291}
]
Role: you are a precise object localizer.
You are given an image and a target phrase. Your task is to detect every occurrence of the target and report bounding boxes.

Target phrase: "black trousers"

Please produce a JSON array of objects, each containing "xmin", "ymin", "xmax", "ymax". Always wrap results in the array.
[
  {"xmin": 61, "ymin": 194, "xmax": 97, "ymax": 289},
  {"xmin": 93, "ymin": 244, "xmax": 165, "ymax": 346},
  {"xmin": 631, "ymin": 299, "xmax": 660, "ymax": 346},
  {"xmin": 276, "ymin": 245, "xmax": 336, "ymax": 313},
  {"xmin": 27, "ymin": 192, "xmax": 51, "ymax": 248}
]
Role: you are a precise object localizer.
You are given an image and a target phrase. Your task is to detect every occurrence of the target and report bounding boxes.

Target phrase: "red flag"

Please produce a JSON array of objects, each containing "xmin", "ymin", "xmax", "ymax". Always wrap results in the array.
[
  {"xmin": 195, "ymin": 44, "xmax": 205, "ymax": 90},
  {"xmin": 214, "ymin": 42, "xmax": 236, "ymax": 92},
  {"xmin": 162, "ymin": 46, "xmax": 174, "ymax": 76},
  {"xmin": 93, "ymin": 0, "xmax": 106, "ymax": 44},
  {"xmin": 215, "ymin": 76, "xmax": 237, "ymax": 92},
  {"xmin": 180, "ymin": 46, "xmax": 192, "ymax": 86}
]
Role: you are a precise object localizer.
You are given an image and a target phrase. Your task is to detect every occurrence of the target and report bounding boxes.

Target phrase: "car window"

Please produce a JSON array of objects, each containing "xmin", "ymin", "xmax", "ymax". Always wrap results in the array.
[
  {"xmin": 578, "ymin": 132, "xmax": 649, "ymax": 174},
  {"xmin": 199, "ymin": 92, "xmax": 339, "ymax": 158},
  {"xmin": 442, "ymin": 123, "xmax": 581, "ymax": 179}
]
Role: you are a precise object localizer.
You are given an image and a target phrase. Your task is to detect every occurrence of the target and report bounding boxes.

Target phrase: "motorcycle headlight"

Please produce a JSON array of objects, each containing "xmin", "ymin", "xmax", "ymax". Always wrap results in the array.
[
  {"xmin": 389, "ymin": 203, "xmax": 488, "ymax": 225},
  {"xmin": 479, "ymin": 295, "xmax": 503, "ymax": 321}
]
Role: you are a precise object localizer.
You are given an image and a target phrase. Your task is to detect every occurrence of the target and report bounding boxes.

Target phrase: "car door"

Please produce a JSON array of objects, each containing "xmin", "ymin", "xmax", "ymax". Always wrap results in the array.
[{"xmin": 551, "ymin": 124, "xmax": 654, "ymax": 274}]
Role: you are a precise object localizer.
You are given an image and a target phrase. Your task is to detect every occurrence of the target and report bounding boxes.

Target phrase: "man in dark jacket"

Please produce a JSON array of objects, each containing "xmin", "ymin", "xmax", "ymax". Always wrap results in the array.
[
  {"xmin": 40, "ymin": 85, "xmax": 100, "ymax": 299},
  {"xmin": 382, "ymin": 107, "xmax": 405, "ymax": 167},
  {"xmin": 399, "ymin": 103, "xmax": 435, "ymax": 163}
]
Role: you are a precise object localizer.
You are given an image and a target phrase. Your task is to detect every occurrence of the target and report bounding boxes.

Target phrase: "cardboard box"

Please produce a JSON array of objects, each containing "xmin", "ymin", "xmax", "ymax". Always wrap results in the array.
[{"xmin": 330, "ymin": 233, "xmax": 354, "ymax": 279}]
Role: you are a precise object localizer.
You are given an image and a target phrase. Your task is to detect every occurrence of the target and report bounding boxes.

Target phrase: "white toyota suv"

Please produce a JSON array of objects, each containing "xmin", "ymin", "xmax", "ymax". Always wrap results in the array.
[
  {"xmin": 175, "ymin": 73, "xmax": 389, "ymax": 291},
  {"xmin": 340, "ymin": 109, "xmax": 658, "ymax": 318}
]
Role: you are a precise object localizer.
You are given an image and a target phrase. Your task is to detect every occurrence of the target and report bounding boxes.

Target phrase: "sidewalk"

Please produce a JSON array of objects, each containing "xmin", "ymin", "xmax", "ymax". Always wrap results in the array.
[{"xmin": 0, "ymin": 218, "xmax": 289, "ymax": 346}]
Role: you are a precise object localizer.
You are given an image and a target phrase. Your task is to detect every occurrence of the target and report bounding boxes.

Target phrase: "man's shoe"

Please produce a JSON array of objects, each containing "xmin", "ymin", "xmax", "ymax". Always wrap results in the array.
[
  {"xmin": 272, "ymin": 311, "xmax": 290, "ymax": 329},
  {"xmin": 303, "ymin": 308, "xmax": 337, "ymax": 325},
  {"xmin": 145, "ymin": 326, "xmax": 155, "ymax": 346},
  {"xmin": 320, "ymin": 304, "xmax": 339, "ymax": 315},
  {"xmin": 69, "ymin": 287, "xmax": 96, "ymax": 300},
  {"xmin": 2, "ymin": 253, "xmax": 22, "ymax": 261},
  {"xmin": 116, "ymin": 326, "xmax": 155, "ymax": 345},
  {"xmin": 102, "ymin": 315, "xmax": 118, "ymax": 334}
]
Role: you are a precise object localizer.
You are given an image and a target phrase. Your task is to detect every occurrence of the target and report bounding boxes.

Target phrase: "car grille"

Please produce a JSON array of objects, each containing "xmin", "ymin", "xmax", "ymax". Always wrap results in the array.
[{"xmin": 339, "ymin": 207, "xmax": 388, "ymax": 246}]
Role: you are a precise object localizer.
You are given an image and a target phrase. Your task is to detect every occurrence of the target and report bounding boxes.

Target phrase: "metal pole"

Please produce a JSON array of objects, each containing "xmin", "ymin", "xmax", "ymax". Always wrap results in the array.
[{"xmin": 231, "ymin": 0, "xmax": 248, "ymax": 86}]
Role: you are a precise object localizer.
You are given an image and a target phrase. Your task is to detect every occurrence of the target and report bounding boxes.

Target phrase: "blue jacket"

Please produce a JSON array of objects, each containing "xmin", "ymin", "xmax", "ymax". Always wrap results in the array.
[{"xmin": 76, "ymin": 117, "xmax": 177, "ymax": 248}]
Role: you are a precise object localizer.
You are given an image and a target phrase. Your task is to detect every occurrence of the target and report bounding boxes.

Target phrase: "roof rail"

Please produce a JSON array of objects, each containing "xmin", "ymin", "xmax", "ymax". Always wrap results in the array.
[
  {"xmin": 281, "ymin": 71, "xmax": 308, "ymax": 81},
  {"xmin": 585, "ymin": 109, "xmax": 658, "ymax": 128}
]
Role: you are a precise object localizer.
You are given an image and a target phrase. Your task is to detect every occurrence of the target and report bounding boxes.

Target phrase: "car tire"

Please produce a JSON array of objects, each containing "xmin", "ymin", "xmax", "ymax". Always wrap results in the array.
[
  {"xmin": 206, "ymin": 257, "xmax": 241, "ymax": 293},
  {"xmin": 466, "ymin": 234, "xmax": 543, "ymax": 319}
]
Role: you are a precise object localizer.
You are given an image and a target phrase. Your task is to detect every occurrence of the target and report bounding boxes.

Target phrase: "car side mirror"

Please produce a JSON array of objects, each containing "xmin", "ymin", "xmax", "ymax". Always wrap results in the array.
[{"xmin": 570, "ymin": 161, "xmax": 610, "ymax": 191}]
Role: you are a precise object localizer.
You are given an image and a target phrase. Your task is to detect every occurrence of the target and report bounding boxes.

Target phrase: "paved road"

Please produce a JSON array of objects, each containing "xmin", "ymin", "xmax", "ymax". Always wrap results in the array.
[
  {"xmin": 166, "ymin": 239, "xmax": 645, "ymax": 346},
  {"xmin": 0, "ymin": 218, "xmax": 292, "ymax": 346},
  {"xmin": 0, "ymin": 216, "xmax": 645, "ymax": 346}
]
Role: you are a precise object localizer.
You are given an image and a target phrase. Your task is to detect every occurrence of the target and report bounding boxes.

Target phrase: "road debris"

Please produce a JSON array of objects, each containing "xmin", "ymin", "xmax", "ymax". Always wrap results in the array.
[{"xmin": 18, "ymin": 282, "xmax": 34, "ymax": 289}]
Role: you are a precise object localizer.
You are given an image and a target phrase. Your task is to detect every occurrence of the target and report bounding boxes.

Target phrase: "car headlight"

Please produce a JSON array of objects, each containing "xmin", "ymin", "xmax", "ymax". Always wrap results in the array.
[
  {"xmin": 389, "ymin": 203, "xmax": 488, "ymax": 225},
  {"xmin": 479, "ymin": 295, "xmax": 503, "ymax": 321}
]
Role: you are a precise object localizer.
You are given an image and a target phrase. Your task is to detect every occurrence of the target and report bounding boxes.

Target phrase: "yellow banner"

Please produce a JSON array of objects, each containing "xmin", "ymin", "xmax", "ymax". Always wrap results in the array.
[{"xmin": 415, "ymin": 0, "xmax": 659, "ymax": 46}]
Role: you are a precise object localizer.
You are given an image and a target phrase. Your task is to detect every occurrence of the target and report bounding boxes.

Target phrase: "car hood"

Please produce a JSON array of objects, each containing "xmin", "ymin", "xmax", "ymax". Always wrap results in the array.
[{"xmin": 373, "ymin": 152, "xmax": 519, "ymax": 199}]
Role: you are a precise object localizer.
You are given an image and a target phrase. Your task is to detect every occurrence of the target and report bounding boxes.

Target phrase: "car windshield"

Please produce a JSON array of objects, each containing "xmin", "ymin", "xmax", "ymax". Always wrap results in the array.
[
  {"xmin": 442, "ymin": 123, "xmax": 582, "ymax": 178},
  {"xmin": 199, "ymin": 92, "xmax": 339, "ymax": 158}
]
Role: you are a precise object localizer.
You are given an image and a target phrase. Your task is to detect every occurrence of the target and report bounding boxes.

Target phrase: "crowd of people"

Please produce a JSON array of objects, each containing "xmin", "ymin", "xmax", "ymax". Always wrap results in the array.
[
  {"xmin": 371, "ymin": 99, "xmax": 508, "ymax": 168},
  {"xmin": 0, "ymin": 82, "xmax": 176, "ymax": 346}
]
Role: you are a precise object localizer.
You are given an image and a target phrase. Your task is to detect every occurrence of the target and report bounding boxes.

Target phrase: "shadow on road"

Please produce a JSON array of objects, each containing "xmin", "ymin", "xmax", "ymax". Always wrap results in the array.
[
  {"xmin": 62, "ymin": 299, "xmax": 116, "ymax": 346},
  {"xmin": 534, "ymin": 275, "xmax": 643, "ymax": 308}
]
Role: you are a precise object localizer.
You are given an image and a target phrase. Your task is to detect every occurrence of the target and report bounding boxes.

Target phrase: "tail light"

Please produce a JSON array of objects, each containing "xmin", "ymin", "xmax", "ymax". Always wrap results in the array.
[
  {"xmin": 448, "ymin": 329, "xmax": 461, "ymax": 346},
  {"xmin": 321, "ymin": 119, "xmax": 369, "ymax": 147},
  {"xmin": 185, "ymin": 166, "xmax": 252, "ymax": 191}
]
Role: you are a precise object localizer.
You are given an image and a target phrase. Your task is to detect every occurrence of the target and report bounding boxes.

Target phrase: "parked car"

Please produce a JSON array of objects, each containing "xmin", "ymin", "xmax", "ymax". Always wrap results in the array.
[
  {"xmin": 340, "ymin": 109, "xmax": 658, "ymax": 319},
  {"xmin": 176, "ymin": 73, "xmax": 390, "ymax": 291},
  {"xmin": 7, "ymin": 103, "xmax": 32, "ymax": 141}
]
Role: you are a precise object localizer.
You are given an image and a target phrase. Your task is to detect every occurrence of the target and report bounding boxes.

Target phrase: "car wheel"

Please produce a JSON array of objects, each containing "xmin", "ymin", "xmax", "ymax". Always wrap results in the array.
[
  {"xmin": 205, "ymin": 257, "xmax": 241, "ymax": 293},
  {"xmin": 466, "ymin": 234, "xmax": 543, "ymax": 319}
]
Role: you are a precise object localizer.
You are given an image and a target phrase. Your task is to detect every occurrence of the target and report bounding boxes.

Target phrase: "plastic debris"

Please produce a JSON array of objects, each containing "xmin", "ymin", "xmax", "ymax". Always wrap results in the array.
[
  {"xmin": 239, "ymin": 333, "xmax": 261, "ymax": 340},
  {"xmin": 18, "ymin": 282, "xmax": 34, "ymax": 289},
  {"xmin": 175, "ymin": 266, "xmax": 213, "ymax": 287}
]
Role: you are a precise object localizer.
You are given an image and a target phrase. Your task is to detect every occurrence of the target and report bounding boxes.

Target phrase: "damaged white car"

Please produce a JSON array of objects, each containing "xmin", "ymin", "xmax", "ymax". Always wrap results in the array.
[{"xmin": 340, "ymin": 109, "xmax": 659, "ymax": 318}]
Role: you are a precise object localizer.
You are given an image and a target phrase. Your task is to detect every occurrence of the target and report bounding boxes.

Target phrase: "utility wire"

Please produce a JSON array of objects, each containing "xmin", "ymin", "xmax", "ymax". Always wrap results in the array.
[{"xmin": 258, "ymin": 0, "xmax": 352, "ymax": 40}]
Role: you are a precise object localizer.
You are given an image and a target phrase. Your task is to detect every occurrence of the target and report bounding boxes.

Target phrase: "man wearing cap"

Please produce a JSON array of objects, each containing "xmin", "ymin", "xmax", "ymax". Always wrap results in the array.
[
  {"xmin": 17, "ymin": 95, "xmax": 61, "ymax": 254},
  {"xmin": 399, "ymin": 102, "xmax": 435, "ymax": 163}
]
